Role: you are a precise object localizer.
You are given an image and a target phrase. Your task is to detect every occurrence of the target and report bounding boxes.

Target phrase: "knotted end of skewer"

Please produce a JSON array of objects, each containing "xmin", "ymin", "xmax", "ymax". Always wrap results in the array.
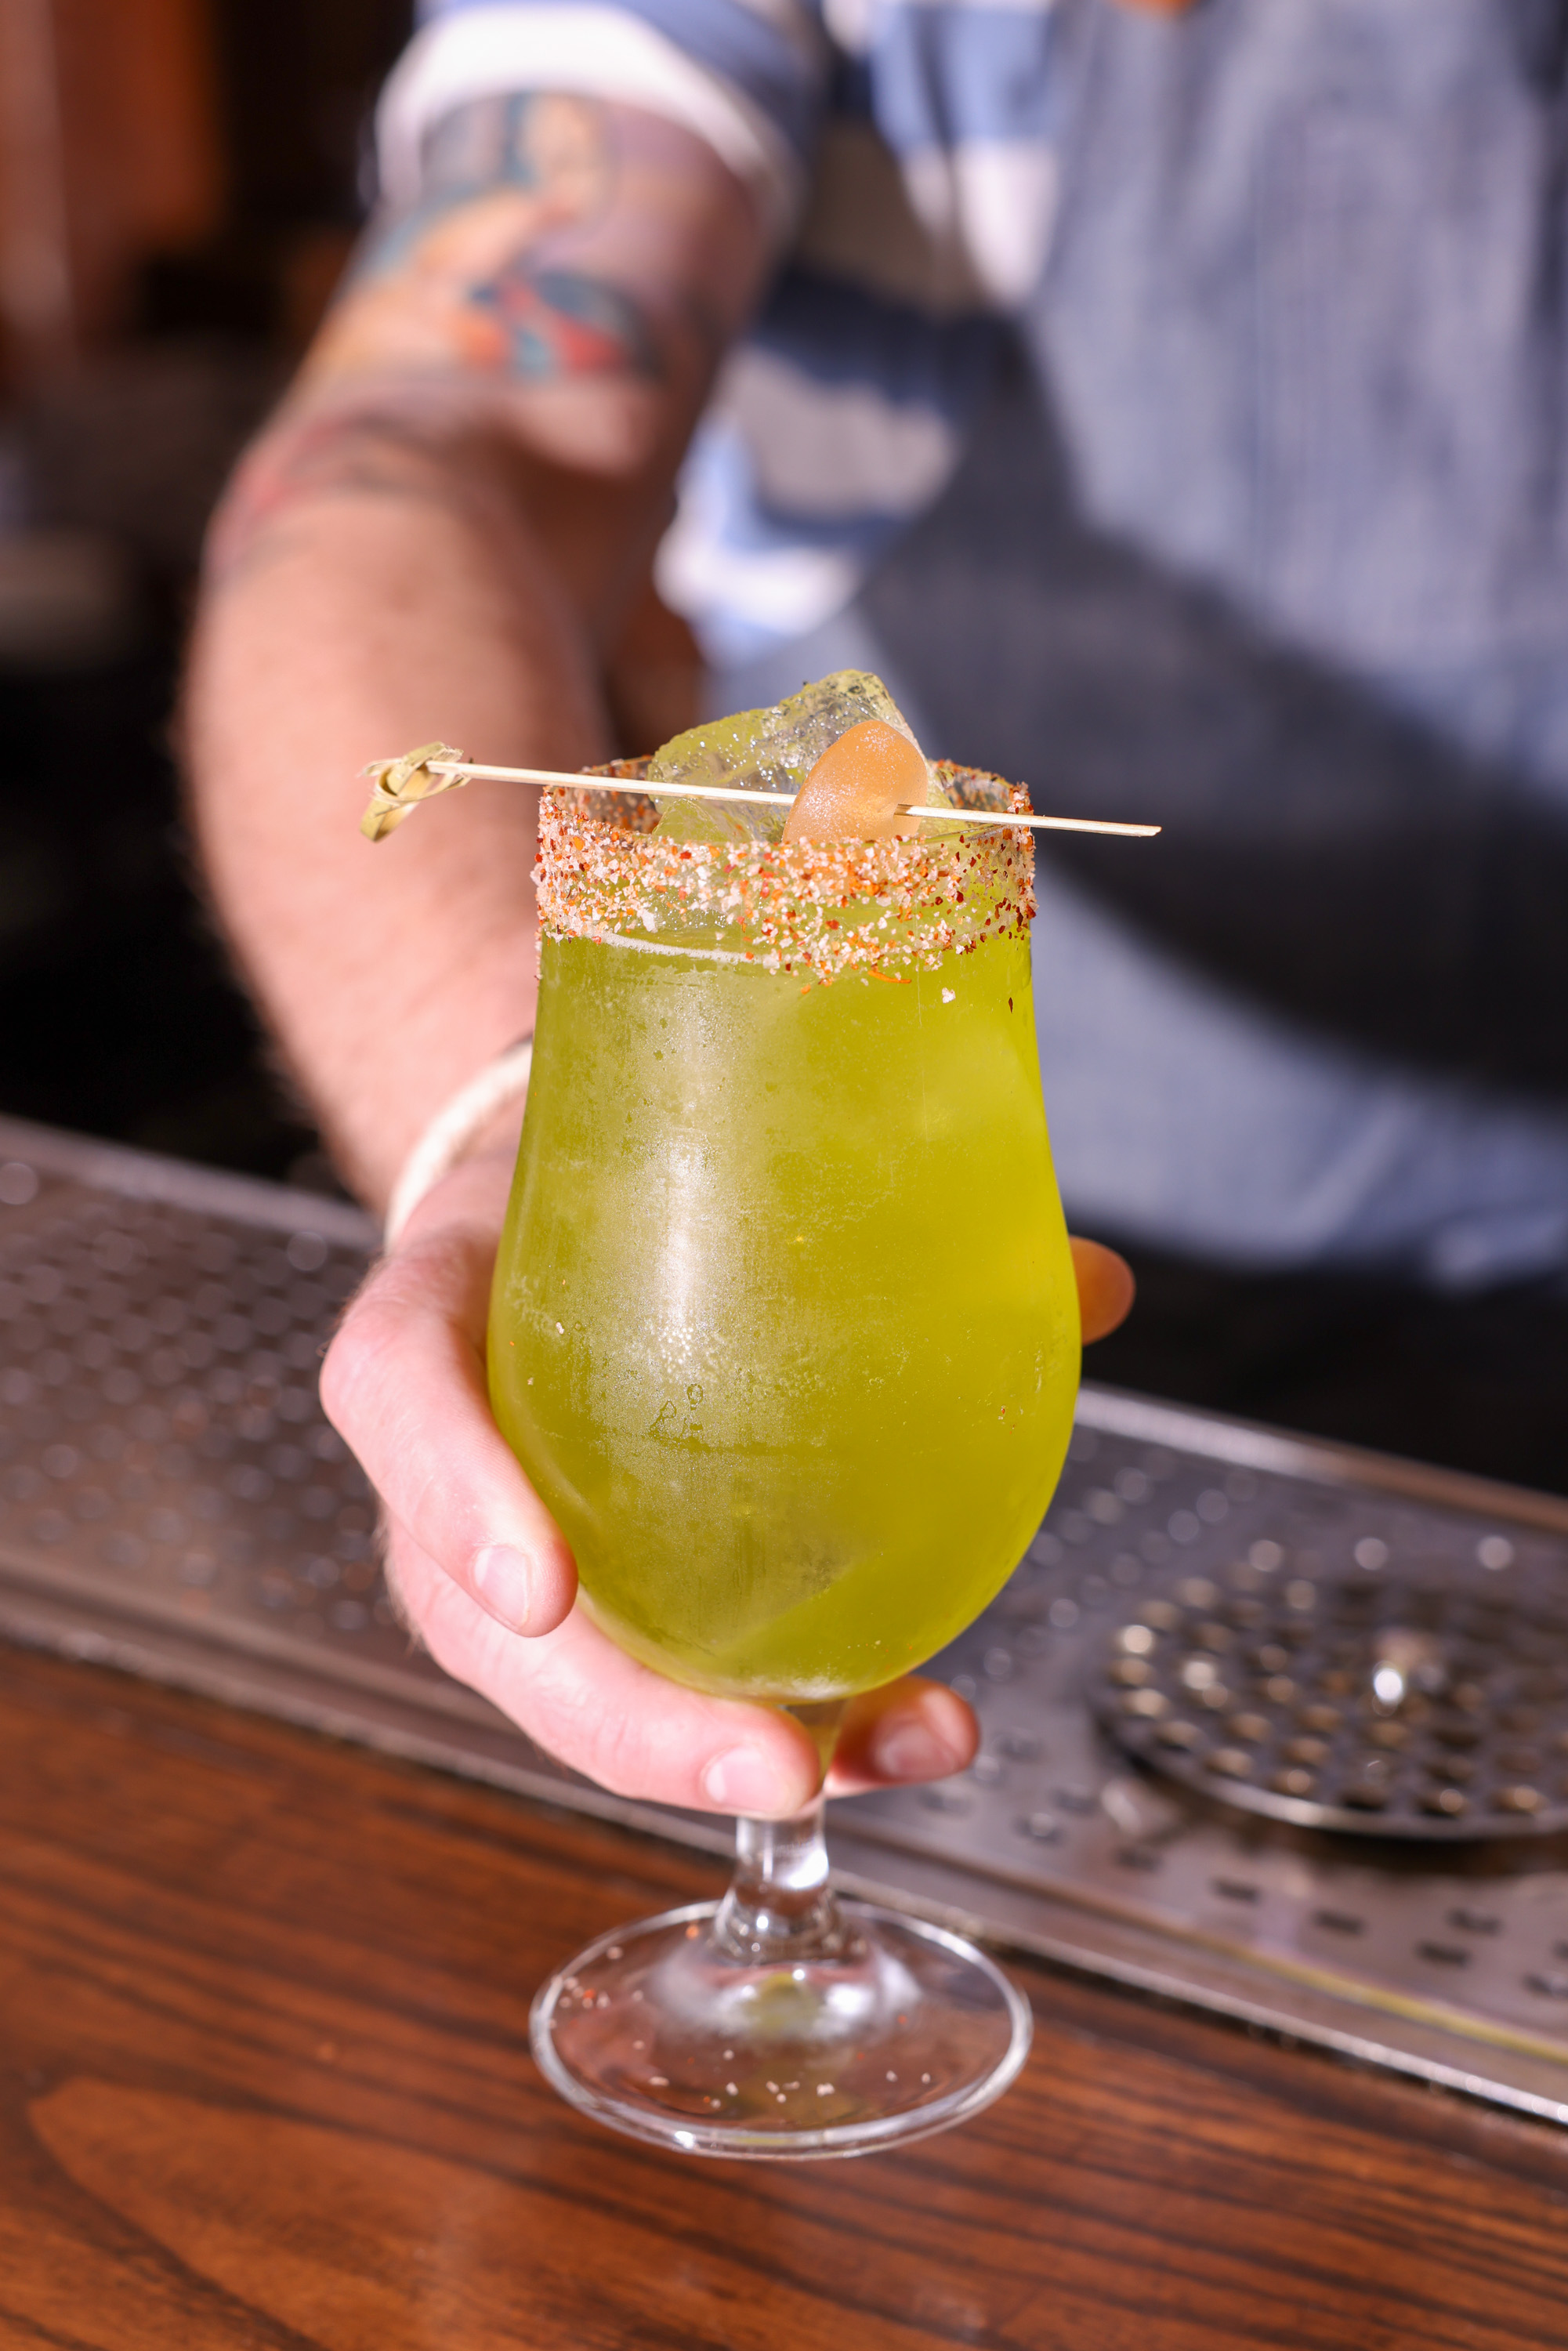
[{"xmin": 360, "ymin": 742, "xmax": 469, "ymax": 840}]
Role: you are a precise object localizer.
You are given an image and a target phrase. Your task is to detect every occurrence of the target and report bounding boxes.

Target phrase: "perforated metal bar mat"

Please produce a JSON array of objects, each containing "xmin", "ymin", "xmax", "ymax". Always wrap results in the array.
[{"xmin": 5, "ymin": 1114, "xmax": 1568, "ymax": 2125}]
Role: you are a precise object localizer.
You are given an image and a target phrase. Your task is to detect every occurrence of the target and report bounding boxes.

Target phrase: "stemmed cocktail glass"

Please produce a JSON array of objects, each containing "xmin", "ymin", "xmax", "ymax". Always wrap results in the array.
[{"xmin": 489, "ymin": 762, "xmax": 1080, "ymax": 2156}]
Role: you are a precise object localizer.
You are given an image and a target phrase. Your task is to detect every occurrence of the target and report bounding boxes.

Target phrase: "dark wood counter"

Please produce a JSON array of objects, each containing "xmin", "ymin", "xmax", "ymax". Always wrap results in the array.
[{"xmin": 3, "ymin": 1641, "xmax": 1568, "ymax": 2350}]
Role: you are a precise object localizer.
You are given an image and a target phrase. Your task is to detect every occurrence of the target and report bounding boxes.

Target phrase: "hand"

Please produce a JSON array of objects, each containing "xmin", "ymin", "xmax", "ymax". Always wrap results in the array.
[{"xmin": 322, "ymin": 1154, "xmax": 1134, "ymax": 1817}]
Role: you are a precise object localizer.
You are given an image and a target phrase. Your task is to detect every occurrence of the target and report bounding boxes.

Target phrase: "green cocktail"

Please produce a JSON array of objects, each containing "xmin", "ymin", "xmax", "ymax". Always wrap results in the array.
[
  {"xmin": 488, "ymin": 761, "xmax": 1078, "ymax": 1702},
  {"xmin": 355, "ymin": 674, "xmax": 1109, "ymax": 2155},
  {"xmin": 493, "ymin": 738, "xmax": 1070, "ymax": 2159}
]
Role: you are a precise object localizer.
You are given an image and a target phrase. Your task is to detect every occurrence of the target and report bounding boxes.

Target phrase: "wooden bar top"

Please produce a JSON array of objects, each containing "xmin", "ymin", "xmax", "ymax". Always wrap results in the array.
[{"xmin": 4, "ymin": 1641, "xmax": 1568, "ymax": 2349}]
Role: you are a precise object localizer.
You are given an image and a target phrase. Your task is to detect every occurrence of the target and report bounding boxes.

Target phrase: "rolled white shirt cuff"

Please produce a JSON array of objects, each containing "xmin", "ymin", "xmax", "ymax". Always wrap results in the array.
[{"xmin": 375, "ymin": 4, "xmax": 802, "ymax": 241}]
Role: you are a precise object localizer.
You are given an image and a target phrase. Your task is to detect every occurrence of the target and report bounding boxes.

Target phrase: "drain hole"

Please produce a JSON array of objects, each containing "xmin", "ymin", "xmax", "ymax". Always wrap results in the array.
[
  {"xmin": 1211, "ymin": 1878, "xmax": 1260, "ymax": 1904},
  {"xmin": 1528, "ymin": 1970, "xmax": 1568, "ymax": 2000},
  {"xmin": 1313, "ymin": 1911, "xmax": 1365, "ymax": 1935},
  {"xmin": 1417, "ymin": 1942, "xmax": 1471, "ymax": 1968},
  {"xmin": 1053, "ymin": 1787, "xmax": 1098, "ymax": 1816},
  {"xmin": 1447, "ymin": 1907, "xmax": 1501, "ymax": 1936},
  {"xmin": 1115, "ymin": 1848, "xmax": 1162, "ymax": 1872}
]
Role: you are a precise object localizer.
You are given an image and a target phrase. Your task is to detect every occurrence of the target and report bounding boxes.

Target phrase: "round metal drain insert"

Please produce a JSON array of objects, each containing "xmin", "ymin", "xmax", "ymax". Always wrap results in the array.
[{"xmin": 1095, "ymin": 1570, "xmax": 1568, "ymax": 1838}]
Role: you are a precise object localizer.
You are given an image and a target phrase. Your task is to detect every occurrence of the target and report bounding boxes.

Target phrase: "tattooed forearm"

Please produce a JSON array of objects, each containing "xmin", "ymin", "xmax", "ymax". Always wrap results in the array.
[
  {"xmin": 308, "ymin": 94, "xmax": 755, "ymax": 396},
  {"xmin": 369, "ymin": 90, "xmax": 612, "ymax": 266},
  {"xmin": 205, "ymin": 412, "xmax": 465, "ymax": 585},
  {"xmin": 203, "ymin": 94, "xmax": 766, "ymax": 593},
  {"xmin": 470, "ymin": 262, "xmax": 659, "ymax": 380}
]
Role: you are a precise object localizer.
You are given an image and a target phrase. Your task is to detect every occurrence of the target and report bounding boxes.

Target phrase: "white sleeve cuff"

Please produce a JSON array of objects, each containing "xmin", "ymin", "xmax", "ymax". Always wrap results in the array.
[{"xmin": 377, "ymin": 3, "xmax": 802, "ymax": 237}]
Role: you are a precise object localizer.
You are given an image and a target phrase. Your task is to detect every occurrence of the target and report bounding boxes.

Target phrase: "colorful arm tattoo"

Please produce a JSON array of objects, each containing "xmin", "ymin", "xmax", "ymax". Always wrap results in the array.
[
  {"xmin": 308, "ymin": 92, "xmax": 755, "ymax": 392},
  {"xmin": 206, "ymin": 93, "xmax": 762, "ymax": 585}
]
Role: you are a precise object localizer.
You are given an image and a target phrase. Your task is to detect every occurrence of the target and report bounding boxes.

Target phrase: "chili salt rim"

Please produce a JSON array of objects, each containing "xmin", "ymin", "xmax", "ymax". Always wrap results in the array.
[{"xmin": 534, "ymin": 759, "xmax": 1036, "ymax": 985}]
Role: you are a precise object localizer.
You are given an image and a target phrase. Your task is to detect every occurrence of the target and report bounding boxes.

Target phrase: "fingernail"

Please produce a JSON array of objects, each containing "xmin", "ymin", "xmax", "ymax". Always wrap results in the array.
[
  {"xmin": 870, "ymin": 1715, "xmax": 958, "ymax": 1782},
  {"xmin": 472, "ymin": 1544, "xmax": 534, "ymax": 1632},
  {"xmin": 702, "ymin": 1746, "xmax": 789, "ymax": 1813}
]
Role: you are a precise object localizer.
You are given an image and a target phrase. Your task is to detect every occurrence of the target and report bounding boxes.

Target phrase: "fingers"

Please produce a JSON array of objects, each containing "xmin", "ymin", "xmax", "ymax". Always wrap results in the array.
[
  {"xmin": 387, "ymin": 1520, "xmax": 979, "ymax": 1813},
  {"xmin": 388, "ymin": 1527, "xmax": 825, "ymax": 1814},
  {"xmin": 827, "ymin": 1675, "xmax": 979, "ymax": 1796},
  {"xmin": 1071, "ymin": 1235, "xmax": 1135, "ymax": 1344},
  {"xmin": 321, "ymin": 1157, "xmax": 577, "ymax": 1640},
  {"xmin": 327, "ymin": 1149, "xmax": 1056, "ymax": 1814}
]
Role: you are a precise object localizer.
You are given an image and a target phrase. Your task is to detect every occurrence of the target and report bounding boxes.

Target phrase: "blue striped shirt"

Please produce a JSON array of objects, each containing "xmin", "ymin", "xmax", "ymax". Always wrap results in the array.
[
  {"xmin": 376, "ymin": 0, "xmax": 1568, "ymax": 1290},
  {"xmin": 380, "ymin": 0, "xmax": 1062, "ymax": 661}
]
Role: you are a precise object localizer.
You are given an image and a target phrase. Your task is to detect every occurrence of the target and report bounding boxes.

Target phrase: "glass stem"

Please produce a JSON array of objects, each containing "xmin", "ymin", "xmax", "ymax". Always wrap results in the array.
[
  {"xmin": 714, "ymin": 1795, "xmax": 849, "ymax": 1962},
  {"xmin": 712, "ymin": 1700, "xmax": 850, "ymax": 1964}
]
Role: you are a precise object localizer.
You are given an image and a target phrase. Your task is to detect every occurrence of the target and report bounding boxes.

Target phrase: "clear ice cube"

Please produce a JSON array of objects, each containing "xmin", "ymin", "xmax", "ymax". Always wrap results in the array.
[{"xmin": 650, "ymin": 671, "xmax": 947, "ymax": 840}]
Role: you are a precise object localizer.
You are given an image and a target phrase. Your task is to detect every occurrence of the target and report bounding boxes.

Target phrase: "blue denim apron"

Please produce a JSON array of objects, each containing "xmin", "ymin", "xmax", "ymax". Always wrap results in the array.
[{"xmin": 712, "ymin": 0, "xmax": 1568, "ymax": 1285}]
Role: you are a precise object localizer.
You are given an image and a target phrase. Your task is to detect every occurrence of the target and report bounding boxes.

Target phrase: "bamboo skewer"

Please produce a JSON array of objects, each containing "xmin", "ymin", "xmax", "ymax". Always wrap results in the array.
[{"xmin": 360, "ymin": 744, "xmax": 1161, "ymax": 842}]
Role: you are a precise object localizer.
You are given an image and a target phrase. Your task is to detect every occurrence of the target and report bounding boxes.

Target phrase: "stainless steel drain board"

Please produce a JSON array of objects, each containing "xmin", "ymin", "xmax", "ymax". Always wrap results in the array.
[
  {"xmin": 1093, "ymin": 1566, "xmax": 1568, "ymax": 1836},
  {"xmin": 4, "ymin": 1113, "xmax": 1568, "ymax": 2127}
]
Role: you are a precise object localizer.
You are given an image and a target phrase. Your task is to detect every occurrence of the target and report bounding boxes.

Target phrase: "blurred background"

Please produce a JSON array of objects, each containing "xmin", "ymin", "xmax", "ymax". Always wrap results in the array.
[
  {"xmin": 0, "ymin": 0, "xmax": 409, "ymax": 1190},
  {"xmin": 0, "ymin": 1, "xmax": 1561, "ymax": 1493}
]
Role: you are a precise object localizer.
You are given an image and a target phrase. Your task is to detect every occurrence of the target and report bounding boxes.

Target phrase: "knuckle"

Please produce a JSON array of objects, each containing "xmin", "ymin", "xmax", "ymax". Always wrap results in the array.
[
  {"xmin": 380, "ymin": 1226, "xmax": 493, "ymax": 1322},
  {"xmin": 320, "ymin": 1242, "xmax": 490, "ymax": 1444},
  {"xmin": 576, "ymin": 1710, "xmax": 647, "ymax": 1797},
  {"xmin": 528, "ymin": 1666, "xmax": 649, "ymax": 1795},
  {"xmin": 319, "ymin": 1281, "xmax": 393, "ymax": 1416},
  {"xmin": 320, "ymin": 1279, "xmax": 442, "ymax": 1434}
]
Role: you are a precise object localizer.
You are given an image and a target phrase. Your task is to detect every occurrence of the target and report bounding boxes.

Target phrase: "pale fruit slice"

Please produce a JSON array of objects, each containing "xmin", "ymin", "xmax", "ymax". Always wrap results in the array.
[{"xmin": 781, "ymin": 720, "xmax": 932, "ymax": 843}]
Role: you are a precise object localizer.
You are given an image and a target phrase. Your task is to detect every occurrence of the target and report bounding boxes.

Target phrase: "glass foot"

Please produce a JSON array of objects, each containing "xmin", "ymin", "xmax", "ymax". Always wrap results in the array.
[{"xmin": 531, "ymin": 1897, "xmax": 1032, "ymax": 2160}]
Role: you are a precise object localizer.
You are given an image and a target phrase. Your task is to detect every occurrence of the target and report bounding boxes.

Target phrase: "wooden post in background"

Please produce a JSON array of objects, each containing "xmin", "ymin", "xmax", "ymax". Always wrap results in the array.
[{"xmin": 0, "ymin": 0, "xmax": 225, "ymax": 378}]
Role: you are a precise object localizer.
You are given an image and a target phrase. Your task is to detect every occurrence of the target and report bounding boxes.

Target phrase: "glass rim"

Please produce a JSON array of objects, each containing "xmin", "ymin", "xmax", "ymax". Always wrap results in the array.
[{"xmin": 534, "ymin": 759, "xmax": 1037, "ymax": 984}]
